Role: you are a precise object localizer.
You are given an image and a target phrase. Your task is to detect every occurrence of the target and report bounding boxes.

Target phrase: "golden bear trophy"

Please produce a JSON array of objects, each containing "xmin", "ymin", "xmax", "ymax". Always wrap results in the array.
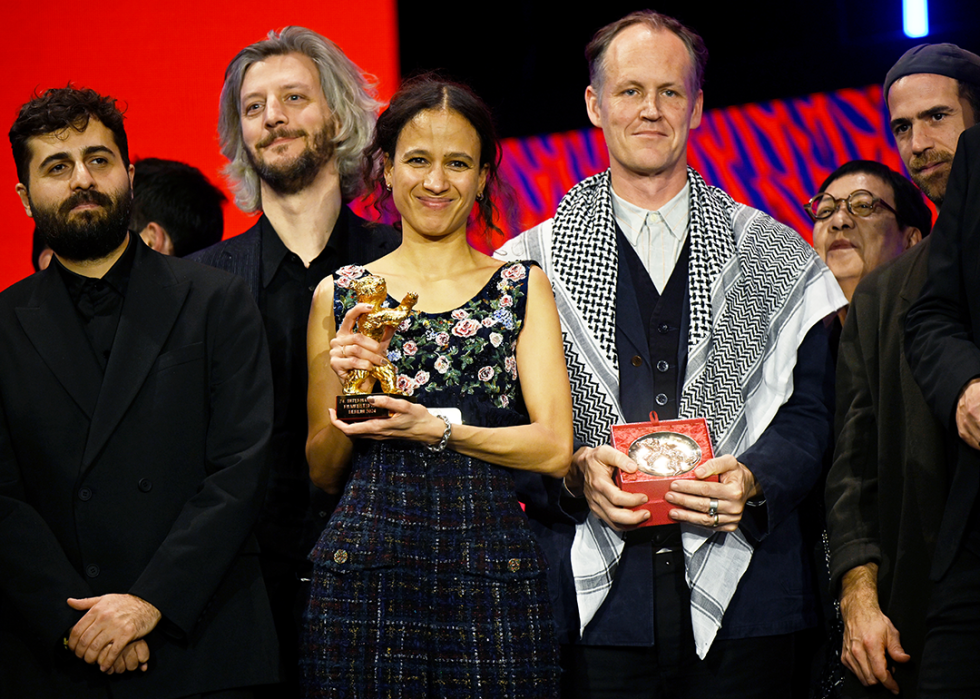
[{"xmin": 336, "ymin": 274, "xmax": 419, "ymax": 421}]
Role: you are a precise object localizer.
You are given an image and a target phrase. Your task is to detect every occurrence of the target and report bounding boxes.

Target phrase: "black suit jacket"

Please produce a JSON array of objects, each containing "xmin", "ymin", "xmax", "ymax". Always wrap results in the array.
[
  {"xmin": 189, "ymin": 208, "xmax": 399, "ymax": 555},
  {"xmin": 906, "ymin": 124, "xmax": 980, "ymax": 580},
  {"xmin": 0, "ymin": 237, "xmax": 278, "ymax": 698},
  {"xmin": 829, "ymin": 239, "xmax": 947, "ymax": 696}
]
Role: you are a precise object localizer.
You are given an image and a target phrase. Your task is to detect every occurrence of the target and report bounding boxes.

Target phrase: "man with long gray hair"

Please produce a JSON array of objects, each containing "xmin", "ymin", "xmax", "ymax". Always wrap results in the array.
[{"xmin": 190, "ymin": 26, "xmax": 398, "ymax": 698}]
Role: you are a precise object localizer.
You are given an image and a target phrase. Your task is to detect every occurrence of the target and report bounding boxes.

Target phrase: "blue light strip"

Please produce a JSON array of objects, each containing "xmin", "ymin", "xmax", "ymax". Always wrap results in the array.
[{"xmin": 903, "ymin": 0, "xmax": 929, "ymax": 38}]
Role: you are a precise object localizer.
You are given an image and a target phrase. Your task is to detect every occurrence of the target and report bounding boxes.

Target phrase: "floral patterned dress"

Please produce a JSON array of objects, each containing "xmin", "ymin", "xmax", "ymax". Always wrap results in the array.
[{"xmin": 301, "ymin": 262, "xmax": 560, "ymax": 699}]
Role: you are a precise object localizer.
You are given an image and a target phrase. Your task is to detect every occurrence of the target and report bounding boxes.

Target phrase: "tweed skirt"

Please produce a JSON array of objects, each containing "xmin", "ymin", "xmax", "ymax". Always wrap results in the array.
[{"xmin": 300, "ymin": 442, "xmax": 560, "ymax": 698}]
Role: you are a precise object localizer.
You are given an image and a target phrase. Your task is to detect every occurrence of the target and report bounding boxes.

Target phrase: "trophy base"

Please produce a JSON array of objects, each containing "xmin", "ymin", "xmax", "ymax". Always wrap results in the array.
[{"xmin": 336, "ymin": 393, "xmax": 412, "ymax": 422}]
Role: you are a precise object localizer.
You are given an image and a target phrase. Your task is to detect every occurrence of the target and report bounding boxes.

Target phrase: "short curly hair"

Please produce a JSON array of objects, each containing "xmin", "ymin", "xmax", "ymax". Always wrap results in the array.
[{"xmin": 9, "ymin": 86, "xmax": 129, "ymax": 185}]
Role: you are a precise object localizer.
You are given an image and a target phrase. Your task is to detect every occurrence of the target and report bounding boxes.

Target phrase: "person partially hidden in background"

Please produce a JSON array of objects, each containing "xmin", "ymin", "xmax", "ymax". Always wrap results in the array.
[
  {"xmin": 826, "ymin": 43, "xmax": 980, "ymax": 697},
  {"xmin": 130, "ymin": 157, "xmax": 226, "ymax": 257}
]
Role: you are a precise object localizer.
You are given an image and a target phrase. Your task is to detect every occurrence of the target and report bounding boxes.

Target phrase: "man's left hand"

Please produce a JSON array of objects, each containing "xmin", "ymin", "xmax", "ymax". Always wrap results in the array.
[
  {"xmin": 106, "ymin": 639, "xmax": 151, "ymax": 675},
  {"xmin": 955, "ymin": 378, "xmax": 980, "ymax": 450},
  {"xmin": 67, "ymin": 594, "xmax": 162, "ymax": 672},
  {"xmin": 664, "ymin": 454, "xmax": 760, "ymax": 532}
]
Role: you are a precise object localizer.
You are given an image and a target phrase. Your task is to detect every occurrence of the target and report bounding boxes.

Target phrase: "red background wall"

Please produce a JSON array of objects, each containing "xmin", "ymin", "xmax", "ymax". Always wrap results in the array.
[
  {"xmin": 0, "ymin": 5, "xmax": 920, "ymax": 291},
  {"xmin": 0, "ymin": 2, "xmax": 400, "ymax": 290}
]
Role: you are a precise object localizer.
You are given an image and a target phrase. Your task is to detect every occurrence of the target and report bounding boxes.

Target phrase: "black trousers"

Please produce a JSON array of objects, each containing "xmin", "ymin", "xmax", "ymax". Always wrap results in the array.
[
  {"xmin": 917, "ymin": 524, "xmax": 980, "ymax": 698},
  {"xmin": 560, "ymin": 544, "xmax": 795, "ymax": 698},
  {"xmin": 254, "ymin": 551, "xmax": 312, "ymax": 699}
]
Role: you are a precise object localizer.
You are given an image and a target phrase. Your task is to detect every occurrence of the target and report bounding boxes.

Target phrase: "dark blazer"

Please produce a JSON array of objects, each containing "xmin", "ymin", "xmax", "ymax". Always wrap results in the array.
[
  {"xmin": 601, "ymin": 253, "xmax": 834, "ymax": 643},
  {"xmin": 828, "ymin": 239, "xmax": 947, "ymax": 696},
  {"xmin": 528, "ymin": 237, "xmax": 835, "ymax": 645},
  {"xmin": 0, "ymin": 238, "xmax": 278, "ymax": 698},
  {"xmin": 189, "ymin": 208, "xmax": 400, "ymax": 555},
  {"xmin": 906, "ymin": 124, "xmax": 980, "ymax": 580}
]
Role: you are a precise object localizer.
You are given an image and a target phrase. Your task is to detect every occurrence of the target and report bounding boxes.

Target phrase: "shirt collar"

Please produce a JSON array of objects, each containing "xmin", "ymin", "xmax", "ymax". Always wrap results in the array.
[
  {"xmin": 54, "ymin": 230, "xmax": 136, "ymax": 298},
  {"xmin": 259, "ymin": 206, "xmax": 351, "ymax": 288},
  {"xmin": 610, "ymin": 181, "xmax": 691, "ymax": 245}
]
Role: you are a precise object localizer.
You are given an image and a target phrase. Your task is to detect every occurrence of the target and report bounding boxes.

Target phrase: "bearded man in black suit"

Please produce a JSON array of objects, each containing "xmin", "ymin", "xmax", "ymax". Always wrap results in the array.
[
  {"xmin": 189, "ymin": 28, "xmax": 399, "ymax": 697},
  {"xmin": 0, "ymin": 87, "xmax": 277, "ymax": 698},
  {"xmin": 905, "ymin": 124, "xmax": 980, "ymax": 697}
]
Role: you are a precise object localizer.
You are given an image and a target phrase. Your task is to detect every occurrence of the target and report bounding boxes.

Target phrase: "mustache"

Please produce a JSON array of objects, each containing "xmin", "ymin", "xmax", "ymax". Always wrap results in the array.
[
  {"xmin": 909, "ymin": 150, "xmax": 953, "ymax": 173},
  {"xmin": 58, "ymin": 189, "xmax": 114, "ymax": 216},
  {"xmin": 256, "ymin": 128, "xmax": 307, "ymax": 149}
]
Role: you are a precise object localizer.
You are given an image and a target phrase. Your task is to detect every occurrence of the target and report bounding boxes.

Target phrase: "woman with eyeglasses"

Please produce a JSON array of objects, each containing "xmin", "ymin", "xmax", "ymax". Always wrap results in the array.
[
  {"xmin": 801, "ymin": 158, "xmax": 933, "ymax": 699},
  {"xmin": 806, "ymin": 160, "xmax": 931, "ymax": 318}
]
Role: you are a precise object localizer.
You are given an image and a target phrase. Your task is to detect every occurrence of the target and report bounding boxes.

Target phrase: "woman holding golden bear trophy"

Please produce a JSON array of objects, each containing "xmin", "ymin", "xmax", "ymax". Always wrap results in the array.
[{"xmin": 302, "ymin": 76, "xmax": 572, "ymax": 697}]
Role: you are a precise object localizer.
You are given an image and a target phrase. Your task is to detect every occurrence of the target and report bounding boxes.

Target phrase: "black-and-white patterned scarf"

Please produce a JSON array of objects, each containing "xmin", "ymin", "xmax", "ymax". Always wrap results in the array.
[{"xmin": 497, "ymin": 168, "xmax": 844, "ymax": 657}]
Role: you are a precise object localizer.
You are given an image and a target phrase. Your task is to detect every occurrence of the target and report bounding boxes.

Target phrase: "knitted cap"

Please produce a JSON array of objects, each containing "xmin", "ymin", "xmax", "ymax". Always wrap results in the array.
[{"xmin": 884, "ymin": 43, "xmax": 980, "ymax": 99}]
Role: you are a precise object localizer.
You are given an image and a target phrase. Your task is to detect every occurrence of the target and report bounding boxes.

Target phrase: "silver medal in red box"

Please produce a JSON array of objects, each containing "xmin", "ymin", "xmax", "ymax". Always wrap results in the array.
[{"xmin": 612, "ymin": 412, "xmax": 718, "ymax": 527}]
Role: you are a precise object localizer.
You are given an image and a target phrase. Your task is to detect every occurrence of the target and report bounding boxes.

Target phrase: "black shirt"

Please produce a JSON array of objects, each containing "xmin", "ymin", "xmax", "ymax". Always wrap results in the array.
[
  {"xmin": 191, "ymin": 206, "xmax": 398, "ymax": 564},
  {"xmin": 255, "ymin": 208, "xmax": 367, "ymax": 560},
  {"xmin": 55, "ymin": 234, "xmax": 136, "ymax": 372}
]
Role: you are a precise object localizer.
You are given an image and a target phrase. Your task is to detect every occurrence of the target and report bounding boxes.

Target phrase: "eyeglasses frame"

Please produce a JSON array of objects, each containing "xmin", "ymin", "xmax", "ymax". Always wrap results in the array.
[{"xmin": 803, "ymin": 189, "xmax": 899, "ymax": 222}]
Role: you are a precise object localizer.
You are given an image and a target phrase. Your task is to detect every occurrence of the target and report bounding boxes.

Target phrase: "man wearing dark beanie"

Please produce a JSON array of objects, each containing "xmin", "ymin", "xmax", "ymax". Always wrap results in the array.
[
  {"xmin": 885, "ymin": 43, "xmax": 980, "ymax": 207},
  {"xmin": 827, "ymin": 42, "xmax": 979, "ymax": 698}
]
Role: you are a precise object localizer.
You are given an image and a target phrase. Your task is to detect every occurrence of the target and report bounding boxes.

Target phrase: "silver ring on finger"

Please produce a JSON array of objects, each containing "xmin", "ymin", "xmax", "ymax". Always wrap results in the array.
[
  {"xmin": 712, "ymin": 512, "xmax": 720, "ymax": 528},
  {"xmin": 707, "ymin": 498, "xmax": 719, "ymax": 517}
]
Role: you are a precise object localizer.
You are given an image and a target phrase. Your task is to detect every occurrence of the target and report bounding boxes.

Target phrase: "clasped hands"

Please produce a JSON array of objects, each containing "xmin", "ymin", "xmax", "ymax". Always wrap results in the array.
[
  {"xmin": 955, "ymin": 378, "xmax": 980, "ymax": 450},
  {"xmin": 565, "ymin": 444, "xmax": 760, "ymax": 531},
  {"xmin": 328, "ymin": 304, "xmax": 445, "ymax": 446},
  {"xmin": 66, "ymin": 593, "xmax": 161, "ymax": 675}
]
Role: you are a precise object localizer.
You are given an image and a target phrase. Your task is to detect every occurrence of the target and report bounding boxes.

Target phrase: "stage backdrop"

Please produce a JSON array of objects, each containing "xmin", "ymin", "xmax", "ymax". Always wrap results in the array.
[
  {"xmin": 478, "ymin": 84, "xmax": 915, "ymax": 253},
  {"xmin": 2, "ymin": 7, "xmax": 913, "ymax": 290},
  {"xmin": 0, "ymin": 1, "xmax": 399, "ymax": 289}
]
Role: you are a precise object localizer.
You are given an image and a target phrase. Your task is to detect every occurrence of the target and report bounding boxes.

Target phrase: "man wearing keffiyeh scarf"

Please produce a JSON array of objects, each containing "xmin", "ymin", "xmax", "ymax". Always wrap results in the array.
[{"xmin": 497, "ymin": 10, "xmax": 845, "ymax": 698}]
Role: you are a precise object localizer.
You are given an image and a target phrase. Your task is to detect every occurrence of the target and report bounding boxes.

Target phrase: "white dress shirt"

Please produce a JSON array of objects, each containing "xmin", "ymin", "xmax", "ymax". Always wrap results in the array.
[{"xmin": 611, "ymin": 182, "xmax": 691, "ymax": 294}]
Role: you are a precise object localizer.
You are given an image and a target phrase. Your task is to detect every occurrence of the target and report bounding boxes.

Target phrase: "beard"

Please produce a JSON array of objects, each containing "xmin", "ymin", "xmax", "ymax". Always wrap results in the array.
[
  {"xmin": 908, "ymin": 150, "xmax": 953, "ymax": 207},
  {"xmin": 31, "ymin": 186, "xmax": 132, "ymax": 263},
  {"xmin": 246, "ymin": 121, "xmax": 335, "ymax": 196}
]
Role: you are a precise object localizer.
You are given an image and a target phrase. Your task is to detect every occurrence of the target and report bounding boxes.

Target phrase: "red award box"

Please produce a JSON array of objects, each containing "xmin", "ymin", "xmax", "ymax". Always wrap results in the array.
[{"xmin": 612, "ymin": 414, "xmax": 716, "ymax": 528}]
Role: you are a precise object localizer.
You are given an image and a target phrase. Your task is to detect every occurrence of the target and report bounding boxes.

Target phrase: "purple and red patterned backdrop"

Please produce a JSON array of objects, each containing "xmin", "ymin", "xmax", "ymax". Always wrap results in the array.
[{"xmin": 451, "ymin": 83, "xmax": 928, "ymax": 253}]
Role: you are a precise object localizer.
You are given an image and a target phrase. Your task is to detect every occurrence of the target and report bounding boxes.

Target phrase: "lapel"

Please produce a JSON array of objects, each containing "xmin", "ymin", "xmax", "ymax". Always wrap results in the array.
[
  {"xmin": 15, "ymin": 266, "xmax": 103, "ymax": 418},
  {"xmin": 245, "ymin": 223, "xmax": 262, "ymax": 303},
  {"xmin": 899, "ymin": 237, "xmax": 929, "ymax": 307},
  {"xmin": 82, "ymin": 240, "xmax": 189, "ymax": 468},
  {"xmin": 216, "ymin": 220, "xmax": 262, "ymax": 302},
  {"xmin": 347, "ymin": 208, "xmax": 400, "ymax": 261},
  {"xmin": 227, "ymin": 222, "xmax": 263, "ymax": 303},
  {"xmin": 614, "ymin": 231, "xmax": 651, "ymax": 363}
]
